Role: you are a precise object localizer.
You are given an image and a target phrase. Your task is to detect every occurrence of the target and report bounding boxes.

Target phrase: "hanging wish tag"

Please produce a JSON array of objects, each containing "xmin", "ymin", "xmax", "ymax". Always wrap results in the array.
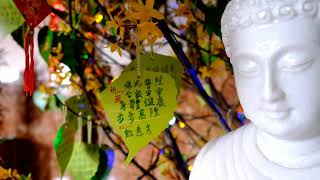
[
  {"xmin": 66, "ymin": 143, "xmax": 100, "ymax": 180},
  {"xmin": 123, "ymin": 53, "xmax": 183, "ymax": 96},
  {"xmin": 13, "ymin": 0, "xmax": 51, "ymax": 95},
  {"xmin": 13, "ymin": 0, "xmax": 51, "ymax": 28},
  {"xmin": 100, "ymin": 71, "xmax": 177, "ymax": 165},
  {"xmin": 0, "ymin": 0, "xmax": 24, "ymax": 40},
  {"xmin": 54, "ymin": 95, "xmax": 94, "ymax": 176}
]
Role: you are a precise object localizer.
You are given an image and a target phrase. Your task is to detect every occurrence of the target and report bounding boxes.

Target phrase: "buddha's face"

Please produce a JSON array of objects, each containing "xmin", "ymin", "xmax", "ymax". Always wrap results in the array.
[{"xmin": 230, "ymin": 18, "xmax": 320, "ymax": 140}]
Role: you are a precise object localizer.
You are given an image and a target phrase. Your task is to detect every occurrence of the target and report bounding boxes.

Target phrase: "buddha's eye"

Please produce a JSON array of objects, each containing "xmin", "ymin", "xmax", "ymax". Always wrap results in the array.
[
  {"xmin": 234, "ymin": 60, "xmax": 259, "ymax": 77},
  {"xmin": 278, "ymin": 54, "xmax": 314, "ymax": 72}
]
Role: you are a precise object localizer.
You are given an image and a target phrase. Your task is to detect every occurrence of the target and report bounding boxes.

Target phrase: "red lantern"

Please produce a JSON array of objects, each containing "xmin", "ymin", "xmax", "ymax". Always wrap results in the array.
[{"xmin": 13, "ymin": 0, "xmax": 51, "ymax": 95}]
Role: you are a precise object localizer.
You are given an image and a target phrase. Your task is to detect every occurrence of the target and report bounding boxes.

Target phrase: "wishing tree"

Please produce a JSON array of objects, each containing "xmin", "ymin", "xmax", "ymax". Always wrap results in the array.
[{"xmin": 0, "ymin": 0, "xmax": 245, "ymax": 179}]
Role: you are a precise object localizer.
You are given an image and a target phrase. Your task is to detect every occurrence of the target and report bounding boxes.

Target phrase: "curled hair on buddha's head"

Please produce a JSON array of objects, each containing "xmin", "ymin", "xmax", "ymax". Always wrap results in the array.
[{"xmin": 221, "ymin": 0, "xmax": 320, "ymax": 57}]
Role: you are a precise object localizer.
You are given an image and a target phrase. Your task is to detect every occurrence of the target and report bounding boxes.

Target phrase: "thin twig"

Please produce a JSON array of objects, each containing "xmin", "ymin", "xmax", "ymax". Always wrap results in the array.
[
  {"xmin": 103, "ymin": 127, "xmax": 157, "ymax": 180},
  {"xmin": 165, "ymin": 128, "xmax": 190, "ymax": 179},
  {"xmin": 157, "ymin": 20, "xmax": 231, "ymax": 132}
]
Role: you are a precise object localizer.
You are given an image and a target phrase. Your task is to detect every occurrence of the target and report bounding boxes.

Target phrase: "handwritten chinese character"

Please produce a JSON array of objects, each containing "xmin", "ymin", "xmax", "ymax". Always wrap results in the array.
[
  {"xmin": 129, "ymin": 99, "xmax": 135, "ymax": 110},
  {"xmin": 128, "ymin": 111, "xmax": 134, "ymax": 124},
  {"xmin": 136, "ymin": 99, "xmax": 141, "ymax": 110},
  {"xmin": 156, "ymin": 87, "xmax": 163, "ymax": 96},
  {"xmin": 144, "ymin": 78, "xmax": 151, "ymax": 87},
  {"xmin": 136, "ymin": 125, "xmax": 143, "ymax": 136},
  {"xmin": 162, "ymin": 65, "xmax": 169, "ymax": 73},
  {"xmin": 134, "ymin": 80, "xmax": 142, "ymax": 88},
  {"xmin": 154, "ymin": 106, "xmax": 160, "ymax": 117},
  {"xmin": 144, "ymin": 97, "xmax": 155, "ymax": 107},
  {"xmin": 120, "ymin": 101, "xmax": 126, "ymax": 111},
  {"xmin": 155, "ymin": 75, "xmax": 163, "ymax": 86},
  {"xmin": 170, "ymin": 64, "xmax": 175, "ymax": 73},
  {"xmin": 125, "ymin": 128, "xmax": 134, "ymax": 138},
  {"xmin": 110, "ymin": 86, "xmax": 116, "ymax": 94},
  {"xmin": 129, "ymin": 66, "xmax": 136, "ymax": 71},
  {"xmin": 146, "ymin": 124, "xmax": 152, "ymax": 135},
  {"xmin": 117, "ymin": 113, "xmax": 124, "ymax": 124},
  {"xmin": 139, "ymin": 108, "xmax": 146, "ymax": 120},
  {"xmin": 156, "ymin": 96, "xmax": 165, "ymax": 107},
  {"xmin": 126, "ymin": 91, "xmax": 133, "ymax": 99},
  {"xmin": 115, "ymin": 95, "xmax": 122, "ymax": 104},
  {"xmin": 124, "ymin": 80, "xmax": 132, "ymax": 89},
  {"xmin": 135, "ymin": 90, "xmax": 142, "ymax": 99},
  {"xmin": 149, "ymin": 108, "xmax": 153, "ymax": 118},
  {"xmin": 146, "ymin": 89, "xmax": 152, "ymax": 97}
]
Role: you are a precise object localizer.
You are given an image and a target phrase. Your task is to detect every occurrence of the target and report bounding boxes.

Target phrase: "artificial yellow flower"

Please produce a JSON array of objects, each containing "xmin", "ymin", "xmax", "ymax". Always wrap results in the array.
[
  {"xmin": 137, "ymin": 22, "xmax": 163, "ymax": 45},
  {"xmin": 200, "ymin": 58, "xmax": 227, "ymax": 78},
  {"xmin": 0, "ymin": 166, "xmax": 22, "ymax": 179},
  {"xmin": 126, "ymin": 0, "xmax": 164, "ymax": 22},
  {"xmin": 106, "ymin": 16, "xmax": 125, "ymax": 39},
  {"xmin": 105, "ymin": 43, "xmax": 122, "ymax": 57},
  {"xmin": 210, "ymin": 59, "xmax": 227, "ymax": 77}
]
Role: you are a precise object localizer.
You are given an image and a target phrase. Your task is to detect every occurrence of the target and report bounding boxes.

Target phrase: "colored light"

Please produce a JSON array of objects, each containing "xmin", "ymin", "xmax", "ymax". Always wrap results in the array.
[
  {"xmin": 159, "ymin": 149, "xmax": 164, "ymax": 155},
  {"xmin": 95, "ymin": 14, "xmax": 103, "ymax": 23},
  {"xmin": 169, "ymin": 116, "xmax": 176, "ymax": 125},
  {"xmin": 237, "ymin": 112, "xmax": 246, "ymax": 125},
  {"xmin": 53, "ymin": 1, "xmax": 65, "ymax": 11},
  {"xmin": 78, "ymin": 103, "xmax": 86, "ymax": 109},
  {"xmin": 83, "ymin": 54, "xmax": 89, "ymax": 60},
  {"xmin": 188, "ymin": 165, "xmax": 193, "ymax": 171},
  {"xmin": 105, "ymin": 149, "xmax": 115, "ymax": 169},
  {"xmin": 179, "ymin": 121, "xmax": 186, "ymax": 128}
]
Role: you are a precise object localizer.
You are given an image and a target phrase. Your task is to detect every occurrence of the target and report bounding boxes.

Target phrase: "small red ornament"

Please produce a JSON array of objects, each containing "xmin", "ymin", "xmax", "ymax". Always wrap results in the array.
[{"xmin": 13, "ymin": 0, "xmax": 51, "ymax": 96}]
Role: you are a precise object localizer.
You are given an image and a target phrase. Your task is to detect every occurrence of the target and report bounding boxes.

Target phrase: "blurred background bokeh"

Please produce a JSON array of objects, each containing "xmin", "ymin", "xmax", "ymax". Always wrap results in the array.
[{"xmin": 0, "ymin": 0, "xmax": 247, "ymax": 179}]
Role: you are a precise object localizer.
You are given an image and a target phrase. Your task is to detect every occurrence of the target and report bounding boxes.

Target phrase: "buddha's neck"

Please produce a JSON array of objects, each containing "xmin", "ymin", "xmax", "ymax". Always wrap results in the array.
[{"xmin": 256, "ymin": 129, "xmax": 320, "ymax": 168}]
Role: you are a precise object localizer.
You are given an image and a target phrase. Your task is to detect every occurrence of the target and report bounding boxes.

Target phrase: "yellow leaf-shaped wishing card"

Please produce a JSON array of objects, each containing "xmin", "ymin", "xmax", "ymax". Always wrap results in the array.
[
  {"xmin": 100, "ymin": 71, "xmax": 177, "ymax": 164},
  {"xmin": 123, "ymin": 53, "xmax": 183, "ymax": 96}
]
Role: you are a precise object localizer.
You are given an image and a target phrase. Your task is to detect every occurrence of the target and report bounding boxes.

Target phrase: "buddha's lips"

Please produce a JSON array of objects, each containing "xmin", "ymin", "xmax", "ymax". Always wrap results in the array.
[{"xmin": 259, "ymin": 106, "xmax": 293, "ymax": 120}]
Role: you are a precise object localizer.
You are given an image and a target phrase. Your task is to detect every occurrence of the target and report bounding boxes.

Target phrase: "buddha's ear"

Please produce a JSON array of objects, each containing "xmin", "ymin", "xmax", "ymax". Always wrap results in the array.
[{"xmin": 225, "ymin": 47, "xmax": 231, "ymax": 59}]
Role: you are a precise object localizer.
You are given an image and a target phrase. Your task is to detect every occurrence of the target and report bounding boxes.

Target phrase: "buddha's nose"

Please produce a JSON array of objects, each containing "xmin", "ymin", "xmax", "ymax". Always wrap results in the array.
[{"xmin": 262, "ymin": 68, "xmax": 285, "ymax": 102}]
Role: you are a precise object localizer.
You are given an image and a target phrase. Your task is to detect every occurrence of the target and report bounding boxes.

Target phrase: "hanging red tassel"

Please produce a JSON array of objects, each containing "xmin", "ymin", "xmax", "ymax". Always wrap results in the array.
[
  {"xmin": 13, "ymin": 0, "xmax": 51, "ymax": 96},
  {"xmin": 24, "ymin": 29, "xmax": 35, "ymax": 96}
]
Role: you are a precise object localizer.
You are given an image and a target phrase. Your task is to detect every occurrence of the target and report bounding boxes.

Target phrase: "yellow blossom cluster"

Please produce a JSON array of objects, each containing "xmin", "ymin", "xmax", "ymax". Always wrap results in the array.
[{"xmin": 0, "ymin": 166, "xmax": 22, "ymax": 180}]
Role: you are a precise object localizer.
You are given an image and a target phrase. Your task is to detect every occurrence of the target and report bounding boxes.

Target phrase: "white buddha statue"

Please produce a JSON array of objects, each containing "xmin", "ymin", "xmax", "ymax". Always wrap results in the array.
[{"xmin": 190, "ymin": 0, "xmax": 320, "ymax": 179}]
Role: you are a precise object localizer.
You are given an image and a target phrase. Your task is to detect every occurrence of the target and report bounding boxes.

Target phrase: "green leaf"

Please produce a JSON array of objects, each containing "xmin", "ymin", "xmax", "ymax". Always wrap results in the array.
[
  {"xmin": 21, "ymin": 173, "xmax": 32, "ymax": 180},
  {"xmin": 100, "ymin": 71, "xmax": 178, "ymax": 164},
  {"xmin": 40, "ymin": 28, "xmax": 54, "ymax": 63},
  {"xmin": 204, "ymin": 7, "xmax": 222, "ymax": 37},
  {"xmin": 54, "ymin": 34, "xmax": 84, "ymax": 73},
  {"xmin": 54, "ymin": 113, "xmax": 77, "ymax": 176},
  {"xmin": 66, "ymin": 95, "xmax": 95, "ymax": 118},
  {"xmin": 48, "ymin": 95, "xmax": 57, "ymax": 110}
]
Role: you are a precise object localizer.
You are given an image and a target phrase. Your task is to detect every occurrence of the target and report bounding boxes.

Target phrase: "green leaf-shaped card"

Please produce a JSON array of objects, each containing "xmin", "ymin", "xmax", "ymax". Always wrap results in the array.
[
  {"xmin": 54, "ymin": 95, "xmax": 94, "ymax": 176},
  {"xmin": 0, "ymin": 0, "xmax": 24, "ymax": 40},
  {"xmin": 101, "ymin": 71, "xmax": 177, "ymax": 164},
  {"xmin": 66, "ymin": 143, "xmax": 100, "ymax": 180}
]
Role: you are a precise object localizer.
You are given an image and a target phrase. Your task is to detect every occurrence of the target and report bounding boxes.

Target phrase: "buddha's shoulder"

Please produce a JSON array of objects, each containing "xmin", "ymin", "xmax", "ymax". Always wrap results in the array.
[
  {"xmin": 199, "ymin": 124, "xmax": 247, "ymax": 159},
  {"xmin": 190, "ymin": 125, "xmax": 250, "ymax": 180}
]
